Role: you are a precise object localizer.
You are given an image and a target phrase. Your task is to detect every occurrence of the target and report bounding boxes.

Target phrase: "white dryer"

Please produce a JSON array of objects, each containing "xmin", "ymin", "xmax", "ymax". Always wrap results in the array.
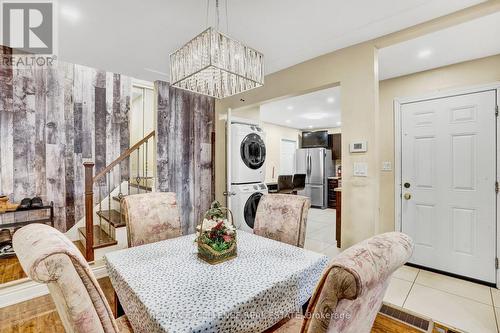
[
  {"xmin": 231, "ymin": 123, "xmax": 266, "ymax": 184},
  {"xmin": 231, "ymin": 183, "xmax": 268, "ymax": 232}
]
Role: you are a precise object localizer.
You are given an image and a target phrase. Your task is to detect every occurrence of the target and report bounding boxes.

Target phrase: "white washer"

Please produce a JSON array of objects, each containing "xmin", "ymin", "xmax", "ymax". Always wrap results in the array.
[
  {"xmin": 231, "ymin": 183, "xmax": 268, "ymax": 232},
  {"xmin": 231, "ymin": 123, "xmax": 266, "ymax": 184}
]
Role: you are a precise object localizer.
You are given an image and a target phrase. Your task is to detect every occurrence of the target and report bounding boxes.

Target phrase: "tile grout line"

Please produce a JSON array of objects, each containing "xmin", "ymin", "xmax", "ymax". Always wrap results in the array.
[
  {"xmin": 402, "ymin": 269, "xmax": 419, "ymax": 308},
  {"xmin": 411, "ymin": 280, "xmax": 494, "ymax": 307},
  {"xmin": 491, "ymin": 288, "xmax": 500, "ymax": 333}
]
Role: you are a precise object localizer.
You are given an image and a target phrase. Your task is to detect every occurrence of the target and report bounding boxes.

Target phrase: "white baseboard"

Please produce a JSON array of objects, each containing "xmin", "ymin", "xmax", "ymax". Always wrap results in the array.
[{"xmin": 0, "ymin": 263, "xmax": 108, "ymax": 308}]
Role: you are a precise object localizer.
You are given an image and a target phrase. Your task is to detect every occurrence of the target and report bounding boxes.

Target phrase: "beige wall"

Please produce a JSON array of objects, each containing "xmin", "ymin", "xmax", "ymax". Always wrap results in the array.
[
  {"xmin": 260, "ymin": 122, "xmax": 301, "ymax": 183},
  {"xmin": 231, "ymin": 105, "xmax": 302, "ymax": 183},
  {"xmin": 378, "ymin": 54, "xmax": 500, "ymax": 234},
  {"xmin": 214, "ymin": 1, "xmax": 500, "ymax": 249},
  {"xmin": 216, "ymin": 42, "xmax": 380, "ymax": 249}
]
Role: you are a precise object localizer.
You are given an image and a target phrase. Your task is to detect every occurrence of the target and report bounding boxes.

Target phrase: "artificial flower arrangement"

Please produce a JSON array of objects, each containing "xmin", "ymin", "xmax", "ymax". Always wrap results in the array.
[{"xmin": 196, "ymin": 201, "xmax": 237, "ymax": 264}]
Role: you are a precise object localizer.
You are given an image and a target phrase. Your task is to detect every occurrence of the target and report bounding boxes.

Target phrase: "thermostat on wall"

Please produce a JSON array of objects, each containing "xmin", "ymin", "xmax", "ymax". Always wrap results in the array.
[{"xmin": 349, "ymin": 141, "xmax": 367, "ymax": 153}]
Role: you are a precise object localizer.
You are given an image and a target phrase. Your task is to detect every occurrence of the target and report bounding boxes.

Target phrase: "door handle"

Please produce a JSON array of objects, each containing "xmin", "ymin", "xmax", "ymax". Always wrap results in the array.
[
  {"xmin": 223, "ymin": 191, "xmax": 236, "ymax": 197},
  {"xmin": 403, "ymin": 193, "xmax": 412, "ymax": 200},
  {"xmin": 307, "ymin": 155, "xmax": 311, "ymax": 176}
]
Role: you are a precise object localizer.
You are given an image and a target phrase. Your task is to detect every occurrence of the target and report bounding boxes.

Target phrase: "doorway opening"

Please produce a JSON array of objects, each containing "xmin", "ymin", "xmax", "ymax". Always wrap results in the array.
[
  {"xmin": 226, "ymin": 85, "xmax": 342, "ymax": 257},
  {"xmin": 130, "ymin": 82, "xmax": 155, "ymax": 190}
]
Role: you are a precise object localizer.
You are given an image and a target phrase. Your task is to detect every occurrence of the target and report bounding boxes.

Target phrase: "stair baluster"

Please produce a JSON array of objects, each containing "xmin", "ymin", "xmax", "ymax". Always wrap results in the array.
[
  {"xmin": 136, "ymin": 148, "xmax": 140, "ymax": 194},
  {"xmin": 81, "ymin": 131, "xmax": 155, "ymax": 261},
  {"xmin": 107, "ymin": 172, "xmax": 112, "ymax": 237},
  {"xmin": 145, "ymin": 141, "xmax": 149, "ymax": 190},
  {"xmin": 98, "ymin": 181, "xmax": 102, "ymax": 238}
]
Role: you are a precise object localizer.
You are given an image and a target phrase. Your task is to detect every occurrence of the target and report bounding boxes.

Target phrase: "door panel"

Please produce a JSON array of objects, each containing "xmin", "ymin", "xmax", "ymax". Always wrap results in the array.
[
  {"xmin": 401, "ymin": 90, "xmax": 496, "ymax": 283},
  {"xmin": 309, "ymin": 149, "xmax": 324, "ymax": 184}
]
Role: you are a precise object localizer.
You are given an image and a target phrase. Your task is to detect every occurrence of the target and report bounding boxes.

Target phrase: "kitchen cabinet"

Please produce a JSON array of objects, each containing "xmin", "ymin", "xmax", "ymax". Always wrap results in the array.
[
  {"xmin": 328, "ymin": 133, "xmax": 342, "ymax": 160},
  {"xmin": 327, "ymin": 178, "xmax": 340, "ymax": 208}
]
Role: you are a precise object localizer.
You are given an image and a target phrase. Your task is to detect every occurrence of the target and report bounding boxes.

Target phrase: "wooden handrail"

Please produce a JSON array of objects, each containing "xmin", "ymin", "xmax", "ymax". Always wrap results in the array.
[
  {"xmin": 81, "ymin": 131, "xmax": 155, "ymax": 261},
  {"xmin": 83, "ymin": 162, "xmax": 95, "ymax": 261},
  {"xmin": 93, "ymin": 130, "xmax": 155, "ymax": 183}
]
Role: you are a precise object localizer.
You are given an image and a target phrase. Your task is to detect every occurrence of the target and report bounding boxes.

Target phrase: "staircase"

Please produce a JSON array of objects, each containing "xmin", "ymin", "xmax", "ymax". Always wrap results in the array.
[{"xmin": 80, "ymin": 131, "xmax": 155, "ymax": 261}]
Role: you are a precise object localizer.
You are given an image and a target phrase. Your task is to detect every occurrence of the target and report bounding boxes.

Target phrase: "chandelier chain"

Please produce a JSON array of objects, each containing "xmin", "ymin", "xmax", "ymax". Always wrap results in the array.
[
  {"xmin": 216, "ymin": 0, "xmax": 220, "ymax": 30},
  {"xmin": 205, "ymin": 0, "xmax": 209, "ymax": 28}
]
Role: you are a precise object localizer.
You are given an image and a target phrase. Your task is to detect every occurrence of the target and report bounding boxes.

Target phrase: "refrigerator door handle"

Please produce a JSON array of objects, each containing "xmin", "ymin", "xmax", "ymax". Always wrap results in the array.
[
  {"xmin": 307, "ymin": 154, "xmax": 311, "ymax": 177},
  {"xmin": 305, "ymin": 154, "xmax": 309, "ymax": 176}
]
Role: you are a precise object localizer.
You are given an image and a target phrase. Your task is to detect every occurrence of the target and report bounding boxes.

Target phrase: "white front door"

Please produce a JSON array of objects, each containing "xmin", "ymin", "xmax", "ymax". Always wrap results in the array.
[{"xmin": 401, "ymin": 90, "xmax": 497, "ymax": 283}]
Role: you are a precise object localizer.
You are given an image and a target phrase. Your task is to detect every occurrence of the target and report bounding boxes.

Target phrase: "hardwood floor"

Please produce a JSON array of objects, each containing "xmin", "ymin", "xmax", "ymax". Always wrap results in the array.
[
  {"xmin": 0, "ymin": 256, "xmax": 26, "ymax": 285},
  {"xmin": 0, "ymin": 277, "xmax": 115, "ymax": 333},
  {"xmin": 0, "ymin": 241, "xmax": 85, "ymax": 286}
]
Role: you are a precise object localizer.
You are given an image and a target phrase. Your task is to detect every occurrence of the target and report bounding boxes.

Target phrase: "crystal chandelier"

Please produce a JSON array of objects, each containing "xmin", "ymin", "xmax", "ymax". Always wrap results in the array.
[{"xmin": 170, "ymin": 0, "xmax": 264, "ymax": 99}]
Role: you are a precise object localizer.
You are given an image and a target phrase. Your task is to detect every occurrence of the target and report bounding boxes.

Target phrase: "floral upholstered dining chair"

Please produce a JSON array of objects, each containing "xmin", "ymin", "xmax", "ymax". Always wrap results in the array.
[
  {"xmin": 254, "ymin": 194, "xmax": 310, "ymax": 247},
  {"xmin": 122, "ymin": 192, "xmax": 182, "ymax": 247},
  {"xmin": 269, "ymin": 232, "xmax": 414, "ymax": 333},
  {"xmin": 12, "ymin": 224, "xmax": 133, "ymax": 333}
]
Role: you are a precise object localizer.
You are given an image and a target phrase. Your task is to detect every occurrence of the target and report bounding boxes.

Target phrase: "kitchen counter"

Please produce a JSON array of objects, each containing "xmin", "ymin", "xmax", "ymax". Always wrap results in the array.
[{"xmin": 328, "ymin": 176, "xmax": 341, "ymax": 180}]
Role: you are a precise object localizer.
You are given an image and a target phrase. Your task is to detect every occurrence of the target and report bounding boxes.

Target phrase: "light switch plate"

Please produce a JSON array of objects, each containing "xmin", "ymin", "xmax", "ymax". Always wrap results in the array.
[
  {"xmin": 353, "ymin": 162, "xmax": 368, "ymax": 177},
  {"xmin": 382, "ymin": 161, "xmax": 392, "ymax": 171}
]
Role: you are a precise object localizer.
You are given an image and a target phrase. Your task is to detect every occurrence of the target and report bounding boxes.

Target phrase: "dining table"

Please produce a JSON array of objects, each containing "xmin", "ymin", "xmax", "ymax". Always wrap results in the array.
[{"xmin": 105, "ymin": 231, "xmax": 329, "ymax": 333}]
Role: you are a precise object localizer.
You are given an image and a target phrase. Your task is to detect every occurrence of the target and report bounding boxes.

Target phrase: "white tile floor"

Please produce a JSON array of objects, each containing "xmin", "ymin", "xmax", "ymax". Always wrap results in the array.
[
  {"xmin": 304, "ymin": 208, "xmax": 500, "ymax": 333},
  {"xmin": 304, "ymin": 208, "xmax": 340, "ymax": 258},
  {"xmin": 386, "ymin": 266, "xmax": 500, "ymax": 333}
]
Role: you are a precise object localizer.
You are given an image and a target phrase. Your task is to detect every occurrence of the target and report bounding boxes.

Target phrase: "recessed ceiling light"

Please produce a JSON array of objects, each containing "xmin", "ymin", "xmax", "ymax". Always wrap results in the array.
[
  {"xmin": 308, "ymin": 125, "xmax": 313, "ymax": 129},
  {"xmin": 287, "ymin": 106, "xmax": 294, "ymax": 110},
  {"xmin": 417, "ymin": 49, "xmax": 432, "ymax": 59},
  {"xmin": 327, "ymin": 97, "xmax": 335, "ymax": 103},
  {"xmin": 61, "ymin": 6, "xmax": 81, "ymax": 22},
  {"xmin": 336, "ymin": 121, "xmax": 341, "ymax": 126},
  {"xmin": 285, "ymin": 119, "xmax": 291, "ymax": 124},
  {"xmin": 302, "ymin": 112, "xmax": 329, "ymax": 120}
]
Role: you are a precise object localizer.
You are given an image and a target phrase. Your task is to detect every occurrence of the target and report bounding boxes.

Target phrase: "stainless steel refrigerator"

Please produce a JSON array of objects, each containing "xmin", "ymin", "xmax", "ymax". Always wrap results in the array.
[{"xmin": 295, "ymin": 148, "xmax": 334, "ymax": 208}]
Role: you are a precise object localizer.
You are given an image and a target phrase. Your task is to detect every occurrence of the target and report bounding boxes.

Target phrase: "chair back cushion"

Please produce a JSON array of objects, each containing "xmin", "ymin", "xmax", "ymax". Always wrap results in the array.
[
  {"xmin": 122, "ymin": 192, "xmax": 182, "ymax": 247},
  {"xmin": 12, "ymin": 224, "xmax": 119, "ymax": 333},
  {"xmin": 254, "ymin": 194, "xmax": 310, "ymax": 247},
  {"xmin": 302, "ymin": 232, "xmax": 413, "ymax": 333},
  {"xmin": 292, "ymin": 174, "xmax": 306, "ymax": 191},
  {"xmin": 277, "ymin": 175, "xmax": 294, "ymax": 194}
]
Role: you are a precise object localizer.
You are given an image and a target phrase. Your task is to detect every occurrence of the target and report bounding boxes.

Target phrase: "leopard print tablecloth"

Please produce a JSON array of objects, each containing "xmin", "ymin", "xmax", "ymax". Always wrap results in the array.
[{"xmin": 105, "ymin": 231, "xmax": 329, "ymax": 333}]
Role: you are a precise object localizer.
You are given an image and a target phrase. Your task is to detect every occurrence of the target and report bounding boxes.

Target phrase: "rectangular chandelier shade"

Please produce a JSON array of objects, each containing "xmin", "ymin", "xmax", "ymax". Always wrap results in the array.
[{"xmin": 170, "ymin": 27, "xmax": 264, "ymax": 99}]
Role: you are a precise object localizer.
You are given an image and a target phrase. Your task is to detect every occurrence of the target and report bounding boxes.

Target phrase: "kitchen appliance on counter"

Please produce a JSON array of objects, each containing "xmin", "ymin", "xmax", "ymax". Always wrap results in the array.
[{"xmin": 295, "ymin": 148, "xmax": 334, "ymax": 208}]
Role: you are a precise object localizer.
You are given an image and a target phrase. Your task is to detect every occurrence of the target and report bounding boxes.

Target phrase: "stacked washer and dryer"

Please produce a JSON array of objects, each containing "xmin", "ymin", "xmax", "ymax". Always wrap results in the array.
[{"xmin": 230, "ymin": 123, "xmax": 268, "ymax": 232}]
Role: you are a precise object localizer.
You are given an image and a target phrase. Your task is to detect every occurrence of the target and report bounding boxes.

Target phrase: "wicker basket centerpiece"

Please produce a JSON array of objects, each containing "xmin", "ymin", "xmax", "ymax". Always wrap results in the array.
[{"xmin": 196, "ymin": 201, "xmax": 237, "ymax": 265}]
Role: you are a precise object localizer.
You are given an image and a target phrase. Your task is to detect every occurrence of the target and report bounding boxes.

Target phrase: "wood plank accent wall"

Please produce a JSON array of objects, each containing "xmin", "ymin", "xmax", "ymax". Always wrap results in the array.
[
  {"xmin": 155, "ymin": 82, "xmax": 215, "ymax": 235},
  {"xmin": 0, "ymin": 46, "xmax": 131, "ymax": 231}
]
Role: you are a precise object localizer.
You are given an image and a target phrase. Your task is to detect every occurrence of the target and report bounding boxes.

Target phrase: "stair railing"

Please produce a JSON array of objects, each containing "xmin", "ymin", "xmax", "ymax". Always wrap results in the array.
[{"xmin": 83, "ymin": 130, "xmax": 155, "ymax": 261}]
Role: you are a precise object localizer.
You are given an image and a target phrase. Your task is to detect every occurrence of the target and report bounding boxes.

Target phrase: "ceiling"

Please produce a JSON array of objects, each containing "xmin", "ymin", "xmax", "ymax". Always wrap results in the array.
[
  {"xmin": 378, "ymin": 11, "xmax": 500, "ymax": 80},
  {"xmin": 52, "ymin": 0, "xmax": 485, "ymax": 82},
  {"xmin": 260, "ymin": 86, "xmax": 341, "ymax": 130}
]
